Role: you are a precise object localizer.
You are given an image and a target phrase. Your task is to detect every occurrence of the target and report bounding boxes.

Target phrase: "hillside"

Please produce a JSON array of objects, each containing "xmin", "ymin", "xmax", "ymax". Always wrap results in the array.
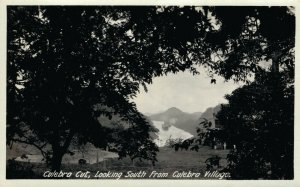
[
  {"xmin": 97, "ymin": 112, "xmax": 158, "ymax": 139},
  {"xmin": 149, "ymin": 107, "xmax": 201, "ymax": 136},
  {"xmin": 198, "ymin": 104, "xmax": 222, "ymax": 128},
  {"xmin": 149, "ymin": 105, "xmax": 222, "ymax": 136}
]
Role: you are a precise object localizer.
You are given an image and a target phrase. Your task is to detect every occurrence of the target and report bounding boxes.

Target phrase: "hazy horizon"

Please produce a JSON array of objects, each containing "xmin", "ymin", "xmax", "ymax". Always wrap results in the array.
[{"xmin": 133, "ymin": 66, "xmax": 244, "ymax": 114}]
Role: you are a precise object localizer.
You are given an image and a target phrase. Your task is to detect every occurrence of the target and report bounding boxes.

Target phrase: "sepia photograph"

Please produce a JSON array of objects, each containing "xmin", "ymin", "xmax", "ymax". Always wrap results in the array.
[{"xmin": 2, "ymin": 1, "xmax": 298, "ymax": 185}]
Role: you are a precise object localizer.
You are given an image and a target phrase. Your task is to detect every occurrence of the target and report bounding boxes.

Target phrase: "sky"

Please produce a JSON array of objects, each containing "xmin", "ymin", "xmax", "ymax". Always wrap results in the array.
[{"xmin": 133, "ymin": 67, "xmax": 244, "ymax": 115}]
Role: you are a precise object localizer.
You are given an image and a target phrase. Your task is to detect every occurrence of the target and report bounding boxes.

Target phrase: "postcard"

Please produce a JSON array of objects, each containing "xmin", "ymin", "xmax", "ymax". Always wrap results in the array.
[{"xmin": 1, "ymin": 0, "xmax": 299, "ymax": 187}]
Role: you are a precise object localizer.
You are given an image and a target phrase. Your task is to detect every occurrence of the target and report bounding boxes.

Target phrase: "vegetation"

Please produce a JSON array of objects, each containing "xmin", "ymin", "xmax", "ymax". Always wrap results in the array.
[
  {"xmin": 217, "ymin": 71, "xmax": 294, "ymax": 179},
  {"xmin": 168, "ymin": 6, "xmax": 295, "ymax": 179},
  {"xmin": 7, "ymin": 6, "xmax": 216, "ymax": 171},
  {"xmin": 211, "ymin": 6, "xmax": 295, "ymax": 179}
]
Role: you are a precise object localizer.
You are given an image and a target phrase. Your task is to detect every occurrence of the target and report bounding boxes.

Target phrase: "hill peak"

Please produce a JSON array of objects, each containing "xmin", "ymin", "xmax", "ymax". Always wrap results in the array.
[{"xmin": 166, "ymin": 107, "xmax": 182, "ymax": 113}]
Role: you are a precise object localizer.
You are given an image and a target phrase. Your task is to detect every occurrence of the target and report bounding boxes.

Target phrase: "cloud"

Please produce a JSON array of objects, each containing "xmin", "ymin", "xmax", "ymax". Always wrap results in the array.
[{"xmin": 133, "ymin": 67, "xmax": 243, "ymax": 114}]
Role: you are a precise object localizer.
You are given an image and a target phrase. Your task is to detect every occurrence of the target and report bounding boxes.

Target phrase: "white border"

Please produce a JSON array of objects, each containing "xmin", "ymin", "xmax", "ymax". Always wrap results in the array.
[{"xmin": 0, "ymin": 1, "xmax": 299, "ymax": 187}]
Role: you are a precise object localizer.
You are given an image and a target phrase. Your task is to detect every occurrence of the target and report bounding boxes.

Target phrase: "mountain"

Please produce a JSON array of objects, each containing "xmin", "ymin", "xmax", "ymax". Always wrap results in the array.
[
  {"xmin": 150, "ymin": 107, "xmax": 186, "ymax": 119},
  {"xmin": 149, "ymin": 107, "xmax": 202, "ymax": 136},
  {"xmin": 149, "ymin": 105, "xmax": 222, "ymax": 136},
  {"xmin": 190, "ymin": 112, "xmax": 203, "ymax": 119},
  {"xmin": 198, "ymin": 104, "xmax": 222, "ymax": 128}
]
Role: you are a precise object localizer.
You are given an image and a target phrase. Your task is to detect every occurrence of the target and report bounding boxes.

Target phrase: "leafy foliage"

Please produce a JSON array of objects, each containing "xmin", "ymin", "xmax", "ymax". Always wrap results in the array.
[
  {"xmin": 7, "ymin": 6, "xmax": 214, "ymax": 171},
  {"xmin": 217, "ymin": 71, "xmax": 294, "ymax": 179},
  {"xmin": 206, "ymin": 7, "xmax": 295, "ymax": 82},
  {"xmin": 197, "ymin": 128, "xmax": 225, "ymax": 148},
  {"xmin": 165, "ymin": 6, "xmax": 295, "ymax": 180}
]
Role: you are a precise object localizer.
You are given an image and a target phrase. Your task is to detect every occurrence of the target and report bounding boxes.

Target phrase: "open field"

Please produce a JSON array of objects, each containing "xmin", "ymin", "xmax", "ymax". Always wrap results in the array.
[{"xmin": 7, "ymin": 146, "xmax": 231, "ymax": 179}]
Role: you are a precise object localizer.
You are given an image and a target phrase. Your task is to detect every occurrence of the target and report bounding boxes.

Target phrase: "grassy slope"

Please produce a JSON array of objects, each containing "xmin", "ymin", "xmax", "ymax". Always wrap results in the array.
[{"xmin": 9, "ymin": 146, "xmax": 230, "ymax": 179}]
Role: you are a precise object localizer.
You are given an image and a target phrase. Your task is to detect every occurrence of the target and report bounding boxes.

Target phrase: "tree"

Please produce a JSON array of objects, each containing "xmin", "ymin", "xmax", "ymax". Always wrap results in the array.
[
  {"xmin": 205, "ymin": 7, "xmax": 295, "ymax": 82},
  {"xmin": 209, "ymin": 6, "xmax": 295, "ymax": 179},
  {"xmin": 112, "ymin": 123, "xmax": 159, "ymax": 166},
  {"xmin": 164, "ymin": 6, "xmax": 294, "ymax": 179},
  {"xmin": 196, "ymin": 122, "xmax": 226, "ymax": 148},
  {"xmin": 7, "ymin": 6, "xmax": 214, "ymax": 171},
  {"xmin": 217, "ymin": 71, "xmax": 294, "ymax": 179}
]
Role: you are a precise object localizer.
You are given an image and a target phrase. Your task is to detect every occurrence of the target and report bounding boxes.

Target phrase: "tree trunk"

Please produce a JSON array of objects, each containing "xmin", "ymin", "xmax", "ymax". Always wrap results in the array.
[
  {"xmin": 269, "ymin": 51, "xmax": 284, "ymax": 179},
  {"xmin": 51, "ymin": 149, "xmax": 64, "ymax": 171},
  {"xmin": 50, "ymin": 129, "xmax": 75, "ymax": 171},
  {"xmin": 271, "ymin": 51, "xmax": 281, "ymax": 74}
]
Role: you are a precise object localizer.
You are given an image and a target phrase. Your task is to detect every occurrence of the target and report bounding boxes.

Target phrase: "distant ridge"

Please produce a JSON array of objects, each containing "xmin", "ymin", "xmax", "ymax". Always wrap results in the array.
[
  {"xmin": 149, "ymin": 107, "xmax": 201, "ymax": 136},
  {"xmin": 199, "ymin": 104, "xmax": 222, "ymax": 128},
  {"xmin": 148, "ymin": 105, "xmax": 221, "ymax": 135}
]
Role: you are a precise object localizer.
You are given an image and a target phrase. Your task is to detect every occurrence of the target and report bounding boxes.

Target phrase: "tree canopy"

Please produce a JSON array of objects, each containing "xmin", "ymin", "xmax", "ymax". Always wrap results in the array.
[
  {"xmin": 217, "ymin": 71, "xmax": 294, "ymax": 179},
  {"xmin": 7, "ymin": 6, "xmax": 215, "ymax": 171},
  {"xmin": 160, "ymin": 6, "xmax": 294, "ymax": 179}
]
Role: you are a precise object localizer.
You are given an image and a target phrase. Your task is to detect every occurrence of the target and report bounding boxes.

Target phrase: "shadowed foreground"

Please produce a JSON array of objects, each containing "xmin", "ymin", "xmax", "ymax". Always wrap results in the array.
[{"xmin": 7, "ymin": 147, "xmax": 230, "ymax": 179}]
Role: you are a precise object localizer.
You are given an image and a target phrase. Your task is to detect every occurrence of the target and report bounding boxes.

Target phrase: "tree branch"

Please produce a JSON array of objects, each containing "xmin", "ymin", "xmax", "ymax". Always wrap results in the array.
[{"xmin": 10, "ymin": 138, "xmax": 48, "ymax": 159}]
